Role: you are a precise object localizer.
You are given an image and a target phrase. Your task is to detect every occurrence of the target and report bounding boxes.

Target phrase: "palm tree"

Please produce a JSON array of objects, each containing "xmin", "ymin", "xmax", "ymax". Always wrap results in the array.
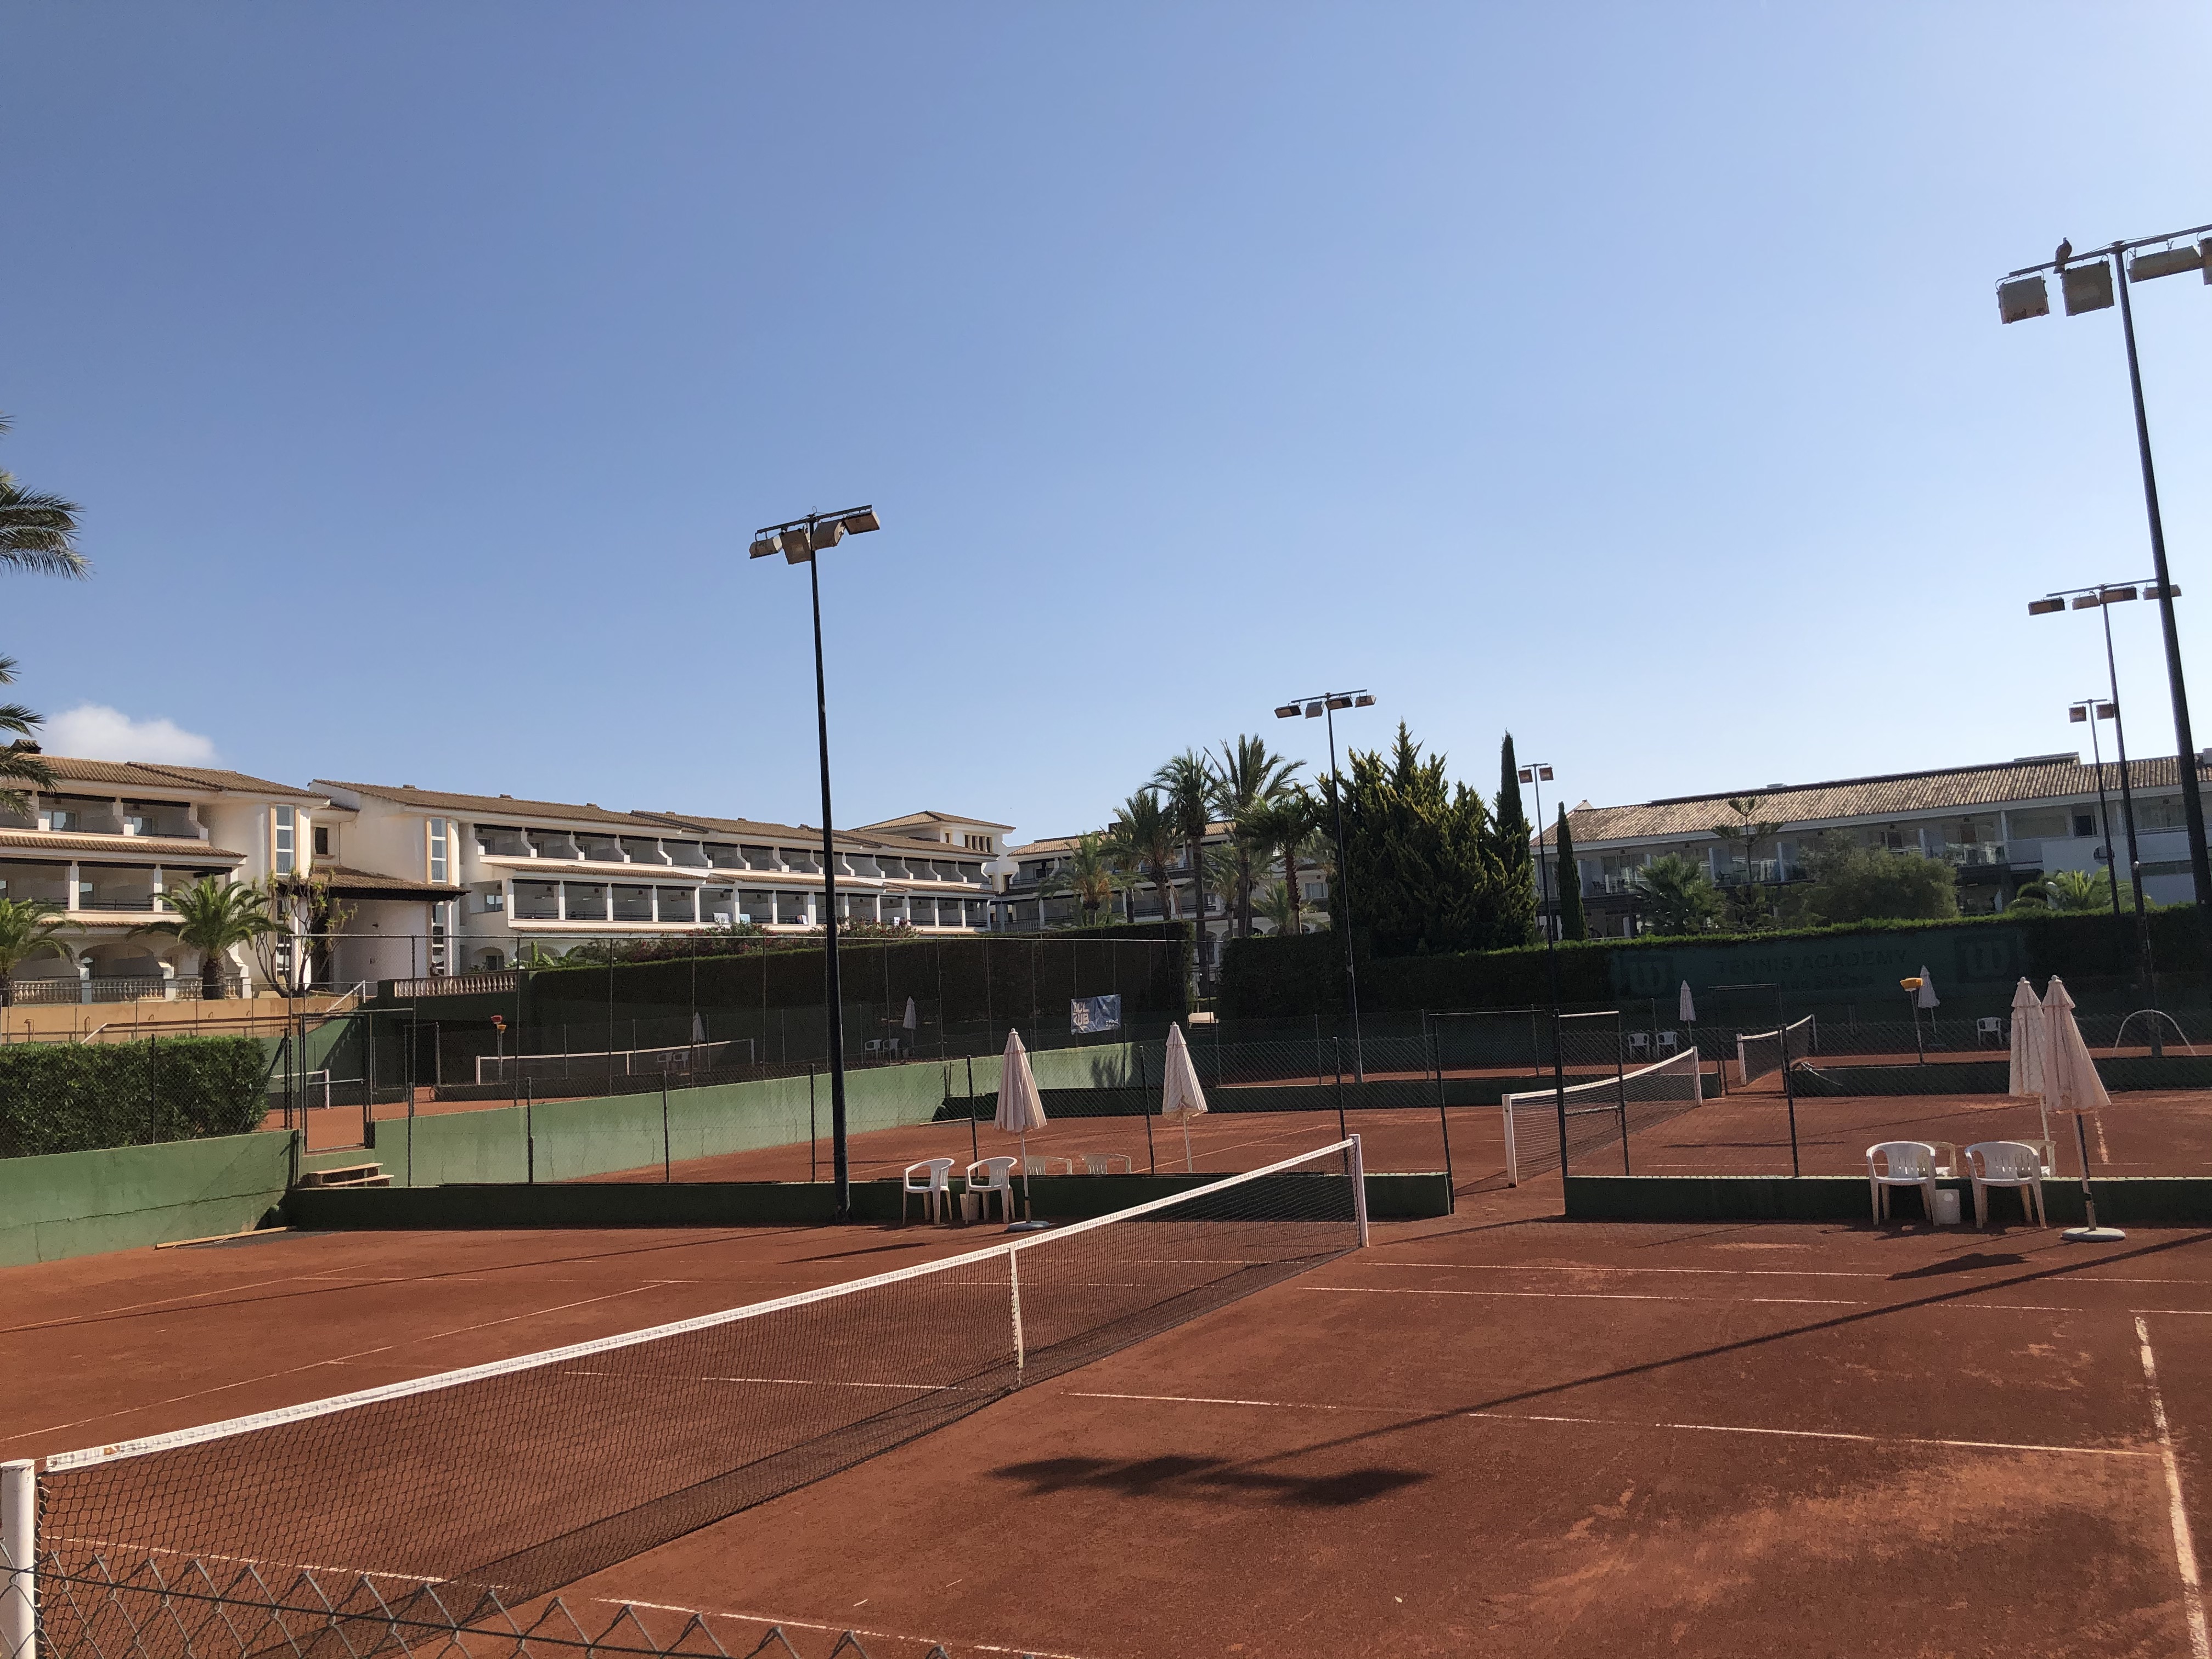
[
  {"xmin": 1634, "ymin": 854, "xmax": 1723, "ymax": 935},
  {"xmin": 0, "ymin": 415, "xmax": 87, "ymax": 577},
  {"xmin": 1239, "ymin": 788, "xmax": 1322, "ymax": 935},
  {"xmin": 1107, "ymin": 789, "xmax": 1180, "ymax": 922},
  {"xmin": 134, "ymin": 877, "xmax": 276, "ymax": 998},
  {"xmin": 1041, "ymin": 831, "xmax": 1124, "ymax": 926},
  {"xmin": 0, "ymin": 898, "xmax": 69, "ymax": 1006},
  {"xmin": 0, "ymin": 656, "xmax": 53, "ymax": 821},
  {"xmin": 1254, "ymin": 878, "xmax": 1302, "ymax": 936},
  {"xmin": 1154, "ymin": 749, "xmax": 1218, "ymax": 981},
  {"xmin": 1211, "ymin": 736, "xmax": 1302, "ymax": 938},
  {"xmin": 2013, "ymin": 868, "xmax": 2131, "ymax": 913}
]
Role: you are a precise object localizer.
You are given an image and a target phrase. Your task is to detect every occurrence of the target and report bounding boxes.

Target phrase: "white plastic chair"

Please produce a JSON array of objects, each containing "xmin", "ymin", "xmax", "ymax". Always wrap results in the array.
[
  {"xmin": 1965, "ymin": 1141, "xmax": 2048, "ymax": 1228},
  {"xmin": 962, "ymin": 1156, "xmax": 1018, "ymax": 1223},
  {"xmin": 1024, "ymin": 1154, "xmax": 1075, "ymax": 1177},
  {"xmin": 1976, "ymin": 1017, "xmax": 2005, "ymax": 1048},
  {"xmin": 1081, "ymin": 1152, "xmax": 1135, "ymax": 1176},
  {"xmin": 901, "ymin": 1158, "xmax": 956, "ymax": 1226},
  {"xmin": 1865, "ymin": 1141, "xmax": 1943, "ymax": 1226},
  {"xmin": 1655, "ymin": 1030, "xmax": 1681, "ymax": 1057},
  {"xmin": 1627, "ymin": 1031, "xmax": 1651, "ymax": 1059}
]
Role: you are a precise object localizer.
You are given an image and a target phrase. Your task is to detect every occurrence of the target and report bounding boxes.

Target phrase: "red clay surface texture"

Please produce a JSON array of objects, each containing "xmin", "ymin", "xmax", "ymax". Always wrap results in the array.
[{"xmin": 10, "ymin": 1176, "xmax": 2212, "ymax": 1658}]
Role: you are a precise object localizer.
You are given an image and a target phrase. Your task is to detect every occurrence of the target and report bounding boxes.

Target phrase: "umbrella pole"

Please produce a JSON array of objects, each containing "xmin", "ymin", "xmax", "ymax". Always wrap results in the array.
[
  {"xmin": 1020, "ymin": 1131, "xmax": 1031, "ymax": 1216},
  {"xmin": 2065, "ymin": 1109, "xmax": 2125, "ymax": 1243},
  {"xmin": 1182, "ymin": 1117, "xmax": 1193, "ymax": 1173}
]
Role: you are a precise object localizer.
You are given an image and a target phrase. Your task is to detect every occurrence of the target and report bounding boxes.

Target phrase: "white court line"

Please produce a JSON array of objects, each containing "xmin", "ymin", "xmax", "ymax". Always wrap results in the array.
[
  {"xmin": 558, "ymin": 1369, "xmax": 966, "ymax": 1393},
  {"xmin": 1062, "ymin": 1390, "xmax": 2147, "ymax": 1459},
  {"xmin": 1373, "ymin": 1261, "xmax": 1884, "ymax": 1279},
  {"xmin": 606, "ymin": 1596, "xmax": 1103, "ymax": 1659},
  {"xmin": 22, "ymin": 1286, "xmax": 664, "ymax": 1443},
  {"xmin": 2136, "ymin": 1316, "xmax": 2211, "ymax": 1659},
  {"xmin": 1302, "ymin": 1285, "xmax": 1864, "ymax": 1307}
]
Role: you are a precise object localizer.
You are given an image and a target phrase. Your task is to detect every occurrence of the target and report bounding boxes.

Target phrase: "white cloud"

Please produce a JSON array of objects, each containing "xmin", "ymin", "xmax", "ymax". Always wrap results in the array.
[{"xmin": 44, "ymin": 704, "xmax": 218, "ymax": 765}]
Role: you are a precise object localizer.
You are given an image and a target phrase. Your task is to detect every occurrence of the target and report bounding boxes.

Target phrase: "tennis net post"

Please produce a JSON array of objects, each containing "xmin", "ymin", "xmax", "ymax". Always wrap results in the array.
[
  {"xmin": 2, "ymin": 1458, "xmax": 32, "ymax": 1659},
  {"xmin": 1351, "ymin": 1131, "xmax": 1369, "ymax": 1247}
]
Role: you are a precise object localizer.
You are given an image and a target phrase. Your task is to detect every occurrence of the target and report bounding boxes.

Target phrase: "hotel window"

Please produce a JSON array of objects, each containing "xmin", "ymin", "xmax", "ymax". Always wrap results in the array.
[
  {"xmin": 964, "ymin": 833, "xmax": 992, "ymax": 851},
  {"xmin": 274, "ymin": 806, "xmax": 296, "ymax": 874},
  {"xmin": 313, "ymin": 826, "xmax": 332, "ymax": 858},
  {"xmin": 429, "ymin": 818, "xmax": 451, "ymax": 884}
]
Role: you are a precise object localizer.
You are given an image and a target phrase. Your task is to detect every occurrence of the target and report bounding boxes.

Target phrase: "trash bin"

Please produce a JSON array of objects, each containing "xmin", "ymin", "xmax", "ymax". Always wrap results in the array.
[{"xmin": 1932, "ymin": 1188, "xmax": 1962, "ymax": 1226}]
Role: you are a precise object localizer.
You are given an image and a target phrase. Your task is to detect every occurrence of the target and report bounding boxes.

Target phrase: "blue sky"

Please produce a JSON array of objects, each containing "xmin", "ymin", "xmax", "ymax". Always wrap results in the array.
[{"xmin": 7, "ymin": 3, "xmax": 2211, "ymax": 844}]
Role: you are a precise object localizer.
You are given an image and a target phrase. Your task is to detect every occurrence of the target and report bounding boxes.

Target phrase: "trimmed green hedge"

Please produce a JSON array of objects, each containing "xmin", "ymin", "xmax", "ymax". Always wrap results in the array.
[
  {"xmin": 1220, "ymin": 906, "xmax": 2209, "ymax": 1018},
  {"xmin": 0, "ymin": 1037, "xmax": 269, "ymax": 1159}
]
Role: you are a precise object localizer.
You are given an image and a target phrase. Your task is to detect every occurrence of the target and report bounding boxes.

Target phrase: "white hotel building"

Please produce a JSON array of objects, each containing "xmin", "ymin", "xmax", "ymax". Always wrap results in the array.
[{"xmin": 0, "ymin": 752, "xmax": 1017, "ymax": 1002}]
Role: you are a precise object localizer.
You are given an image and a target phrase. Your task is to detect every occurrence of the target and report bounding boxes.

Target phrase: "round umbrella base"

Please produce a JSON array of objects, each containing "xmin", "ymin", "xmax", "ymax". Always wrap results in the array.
[
  {"xmin": 2062, "ymin": 1226, "xmax": 2128, "ymax": 1243},
  {"xmin": 1005, "ymin": 1220, "xmax": 1053, "ymax": 1233}
]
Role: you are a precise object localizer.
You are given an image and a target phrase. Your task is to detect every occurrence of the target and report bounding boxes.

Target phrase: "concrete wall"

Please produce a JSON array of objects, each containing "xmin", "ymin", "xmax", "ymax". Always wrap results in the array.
[{"xmin": 0, "ymin": 1132, "xmax": 291, "ymax": 1267}]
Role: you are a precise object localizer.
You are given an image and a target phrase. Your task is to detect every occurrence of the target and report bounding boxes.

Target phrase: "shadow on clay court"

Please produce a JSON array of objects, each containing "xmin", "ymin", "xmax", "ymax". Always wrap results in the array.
[
  {"xmin": 1887, "ymin": 1250, "xmax": 2030, "ymax": 1278},
  {"xmin": 990, "ymin": 1455, "xmax": 1431, "ymax": 1508},
  {"xmin": 1217, "ymin": 1228, "xmax": 2212, "ymax": 1478}
]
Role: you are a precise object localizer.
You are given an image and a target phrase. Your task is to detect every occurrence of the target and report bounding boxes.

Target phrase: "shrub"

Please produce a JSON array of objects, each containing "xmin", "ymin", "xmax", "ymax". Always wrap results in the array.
[{"xmin": 0, "ymin": 1036, "xmax": 267, "ymax": 1159}]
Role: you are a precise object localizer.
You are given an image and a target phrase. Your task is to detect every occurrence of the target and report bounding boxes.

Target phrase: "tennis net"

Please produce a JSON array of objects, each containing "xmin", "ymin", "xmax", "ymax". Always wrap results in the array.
[
  {"xmin": 1499, "ymin": 1049, "xmax": 1703, "ymax": 1183},
  {"xmin": 1735, "ymin": 1015, "xmax": 1817, "ymax": 1084},
  {"xmin": 21, "ymin": 1139, "xmax": 1364, "ymax": 1626}
]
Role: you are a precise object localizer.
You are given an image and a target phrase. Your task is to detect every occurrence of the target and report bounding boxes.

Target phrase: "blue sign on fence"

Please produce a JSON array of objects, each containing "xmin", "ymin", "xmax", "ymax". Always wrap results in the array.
[{"xmin": 1071, "ymin": 994, "xmax": 1122, "ymax": 1034}]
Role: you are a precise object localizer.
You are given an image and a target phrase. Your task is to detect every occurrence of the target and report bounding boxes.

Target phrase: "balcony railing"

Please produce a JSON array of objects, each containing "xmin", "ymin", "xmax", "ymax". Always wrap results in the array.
[
  {"xmin": 1943, "ymin": 842, "xmax": 2009, "ymax": 868},
  {"xmin": 7, "ymin": 973, "xmax": 248, "ymax": 1005}
]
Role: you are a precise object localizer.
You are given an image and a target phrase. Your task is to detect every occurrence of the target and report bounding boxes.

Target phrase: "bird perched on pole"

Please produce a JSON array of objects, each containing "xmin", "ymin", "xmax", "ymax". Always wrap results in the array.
[{"xmin": 2055, "ymin": 238, "xmax": 2073, "ymax": 267}]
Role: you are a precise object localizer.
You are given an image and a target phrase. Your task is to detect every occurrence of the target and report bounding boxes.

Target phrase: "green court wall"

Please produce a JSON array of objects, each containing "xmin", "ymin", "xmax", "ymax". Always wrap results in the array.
[
  {"xmin": 371, "ymin": 1042, "xmax": 1149, "ymax": 1187},
  {"xmin": 0, "ymin": 1132, "xmax": 292, "ymax": 1267}
]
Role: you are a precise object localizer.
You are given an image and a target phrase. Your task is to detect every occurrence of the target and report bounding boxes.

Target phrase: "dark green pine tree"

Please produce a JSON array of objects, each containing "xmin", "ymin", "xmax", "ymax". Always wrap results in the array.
[
  {"xmin": 1488, "ymin": 733, "xmax": 1537, "ymax": 947},
  {"xmin": 1555, "ymin": 804, "xmax": 1588, "ymax": 942}
]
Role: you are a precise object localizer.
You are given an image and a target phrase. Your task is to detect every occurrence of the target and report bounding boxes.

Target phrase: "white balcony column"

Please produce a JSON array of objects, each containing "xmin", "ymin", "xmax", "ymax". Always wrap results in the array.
[
  {"xmin": 557, "ymin": 883, "xmax": 568, "ymax": 922},
  {"xmin": 152, "ymin": 865, "xmax": 165, "ymax": 909},
  {"xmin": 603, "ymin": 883, "xmax": 615, "ymax": 922},
  {"xmin": 67, "ymin": 860, "xmax": 81, "ymax": 912},
  {"xmin": 650, "ymin": 887, "xmax": 661, "ymax": 923}
]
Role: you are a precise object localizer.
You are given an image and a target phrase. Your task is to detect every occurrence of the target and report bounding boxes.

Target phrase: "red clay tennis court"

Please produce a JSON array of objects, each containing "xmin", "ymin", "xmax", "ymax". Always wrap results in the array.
[{"xmin": 8, "ymin": 1130, "xmax": 2212, "ymax": 1659}]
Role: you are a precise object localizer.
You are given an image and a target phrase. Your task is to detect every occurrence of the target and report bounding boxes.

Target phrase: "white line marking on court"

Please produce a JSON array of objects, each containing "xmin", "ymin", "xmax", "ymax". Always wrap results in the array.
[
  {"xmin": 19, "ymin": 1286, "xmax": 664, "ymax": 1443},
  {"xmin": 1302, "ymin": 1285, "xmax": 1864, "ymax": 1307},
  {"xmin": 602, "ymin": 1596, "xmax": 1104, "ymax": 1659},
  {"xmin": 1373, "ymin": 1261, "xmax": 1884, "ymax": 1279},
  {"xmin": 558, "ymin": 1369, "xmax": 966, "ymax": 1393},
  {"xmin": 1060, "ymin": 1390, "xmax": 2148, "ymax": 1459},
  {"xmin": 2136, "ymin": 1315, "xmax": 2210, "ymax": 1659},
  {"xmin": 2131, "ymin": 1309, "xmax": 2212, "ymax": 1318}
]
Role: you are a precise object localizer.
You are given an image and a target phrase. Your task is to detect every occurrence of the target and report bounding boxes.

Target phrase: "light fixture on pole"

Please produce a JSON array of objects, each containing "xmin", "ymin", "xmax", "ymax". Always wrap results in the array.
[
  {"xmin": 1519, "ymin": 761, "xmax": 1575, "ymax": 1178},
  {"xmin": 1275, "ymin": 688, "xmax": 1376, "ymax": 1080},
  {"xmin": 2002, "ymin": 222, "xmax": 2212, "ymax": 992},
  {"xmin": 2067, "ymin": 697, "xmax": 2127, "ymax": 936},
  {"xmin": 2029, "ymin": 580, "xmax": 2171, "ymax": 1002},
  {"xmin": 751, "ymin": 504, "xmax": 882, "ymax": 1220}
]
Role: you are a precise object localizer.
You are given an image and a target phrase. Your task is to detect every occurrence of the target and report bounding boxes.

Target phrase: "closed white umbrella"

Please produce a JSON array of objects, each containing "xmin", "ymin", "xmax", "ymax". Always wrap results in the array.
[
  {"xmin": 2006, "ymin": 977, "xmax": 2046, "ymax": 1111},
  {"xmin": 1160, "ymin": 1023, "xmax": 1210, "ymax": 1172},
  {"xmin": 997, "ymin": 1029, "xmax": 1048, "ymax": 1211},
  {"xmin": 2043, "ymin": 977, "xmax": 2122, "ymax": 1243},
  {"xmin": 1678, "ymin": 981, "xmax": 1697, "ymax": 1024},
  {"xmin": 1915, "ymin": 967, "xmax": 1940, "ymax": 1009}
]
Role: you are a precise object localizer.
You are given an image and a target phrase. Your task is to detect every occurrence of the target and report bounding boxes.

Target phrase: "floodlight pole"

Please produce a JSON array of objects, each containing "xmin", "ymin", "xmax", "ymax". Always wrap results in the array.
[
  {"xmin": 2094, "ymin": 596, "xmax": 2157, "ymax": 1005},
  {"xmin": 753, "ymin": 505, "xmax": 881, "ymax": 1221},
  {"xmin": 2111, "ymin": 253, "xmax": 2212, "ymax": 973},
  {"xmin": 2070, "ymin": 700, "xmax": 2125, "ymax": 934},
  {"xmin": 1276, "ymin": 690, "xmax": 1375, "ymax": 1080},
  {"xmin": 2004, "ymin": 226, "xmax": 2212, "ymax": 994},
  {"xmin": 1525, "ymin": 763, "xmax": 1572, "ymax": 1181},
  {"xmin": 805, "ymin": 547, "xmax": 850, "ymax": 1216}
]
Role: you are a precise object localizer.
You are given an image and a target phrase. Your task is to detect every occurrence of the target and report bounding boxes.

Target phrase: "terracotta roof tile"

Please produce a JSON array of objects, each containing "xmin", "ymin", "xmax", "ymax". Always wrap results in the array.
[{"xmin": 1553, "ymin": 753, "xmax": 2207, "ymax": 846}]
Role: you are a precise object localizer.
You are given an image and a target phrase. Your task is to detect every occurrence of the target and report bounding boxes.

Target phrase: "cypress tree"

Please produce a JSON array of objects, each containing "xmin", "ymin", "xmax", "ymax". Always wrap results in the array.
[
  {"xmin": 1555, "ymin": 804, "xmax": 1588, "ymax": 942},
  {"xmin": 1488, "ymin": 734, "xmax": 1537, "ymax": 946}
]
